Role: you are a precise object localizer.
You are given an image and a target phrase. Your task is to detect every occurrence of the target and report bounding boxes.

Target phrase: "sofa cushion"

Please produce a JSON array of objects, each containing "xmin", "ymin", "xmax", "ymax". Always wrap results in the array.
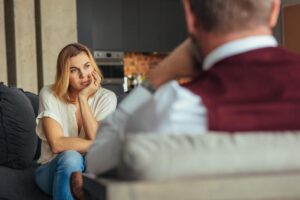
[
  {"xmin": 22, "ymin": 89, "xmax": 41, "ymax": 161},
  {"xmin": 119, "ymin": 131, "xmax": 300, "ymax": 180},
  {"xmin": 0, "ymin": 83, "xmax": 37, "ymax": 169},
  {"xmin": 23, "ymin": 90, "xmax": 39, "ymax": 116},
  {"xmin": 0, "ymin": 164, "xmax": 52, "ymax": 200}
]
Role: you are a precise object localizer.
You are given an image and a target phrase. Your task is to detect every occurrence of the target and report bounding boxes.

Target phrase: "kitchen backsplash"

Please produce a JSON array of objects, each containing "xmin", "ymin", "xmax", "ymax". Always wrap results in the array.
[{"xmin": 124, "ymin": 52, "xmax": 167, "ymax": 77}]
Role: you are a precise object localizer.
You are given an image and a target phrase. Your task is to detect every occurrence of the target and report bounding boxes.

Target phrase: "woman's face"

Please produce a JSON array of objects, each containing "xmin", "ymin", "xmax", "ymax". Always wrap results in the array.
[{"xmin": 68, "ymin": 52, "xmax": 94, "ymax": 92}]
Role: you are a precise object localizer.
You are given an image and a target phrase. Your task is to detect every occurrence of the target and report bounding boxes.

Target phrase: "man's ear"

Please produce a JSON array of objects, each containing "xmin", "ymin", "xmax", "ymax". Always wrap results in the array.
[
  {"xmin": 269, "ymin": 0, "xmax": 281, "ymax": 28},
  {"xmin": 182, "ymin": 0, "xmax": 199, "ymax": 34}
]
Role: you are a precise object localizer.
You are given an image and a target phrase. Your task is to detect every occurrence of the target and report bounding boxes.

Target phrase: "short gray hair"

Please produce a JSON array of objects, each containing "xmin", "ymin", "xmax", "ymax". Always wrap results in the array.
[{"xmin": 189, "ymin": 0, "xmax": 273, "ymax": 33}]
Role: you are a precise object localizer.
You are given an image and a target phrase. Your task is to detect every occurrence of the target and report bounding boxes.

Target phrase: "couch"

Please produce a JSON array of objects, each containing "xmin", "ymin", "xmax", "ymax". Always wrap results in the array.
[
  {"xmin": 0, "ymin": 83, "xmax": 51, "ymax": 200},
  {"xmin": 82, "ymin": 132, "xmax": 300, "ymax": 200},
  {"xmin": 3, "ymin": 81, "xmax": 300, "ymax": 200},
  {"xmin": 0, "ymin": 83, "xmax": 125, "ymax": 200}
]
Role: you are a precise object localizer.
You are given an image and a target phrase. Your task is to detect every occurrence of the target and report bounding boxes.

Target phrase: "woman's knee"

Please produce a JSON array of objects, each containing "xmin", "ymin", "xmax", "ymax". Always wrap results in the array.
[{"xmin": 56, "ymin": 150, "xmax": 84, "ymax": 172}]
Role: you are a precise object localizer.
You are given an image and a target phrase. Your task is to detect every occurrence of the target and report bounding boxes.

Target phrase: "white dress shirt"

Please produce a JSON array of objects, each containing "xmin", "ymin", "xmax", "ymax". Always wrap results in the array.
[{"xmin": 86, "ymin": 35, "xmax": 278, "ymax": 174}]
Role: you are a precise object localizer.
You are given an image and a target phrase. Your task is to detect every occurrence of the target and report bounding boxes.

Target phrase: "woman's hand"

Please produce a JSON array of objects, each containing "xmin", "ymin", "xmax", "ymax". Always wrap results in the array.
[{"xmin": 79, "ymin": 71, "xmax": 101, "ymax": 100}]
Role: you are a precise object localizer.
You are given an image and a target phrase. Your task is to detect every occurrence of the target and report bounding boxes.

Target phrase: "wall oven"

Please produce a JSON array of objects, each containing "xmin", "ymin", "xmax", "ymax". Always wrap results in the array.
[
  {"xmin": 93, "ymin": 51, "xmax": 126, "ymax": 95},
  {"xmin": 93, "ymin": 51, "xmax": 124, "ymax": 84}
]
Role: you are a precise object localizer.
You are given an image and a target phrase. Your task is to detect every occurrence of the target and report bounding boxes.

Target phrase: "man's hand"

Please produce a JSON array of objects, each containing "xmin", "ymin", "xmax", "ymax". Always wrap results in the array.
[
  {"xmin": 147, "ymin": 38, "xmax": 201, "ymax": 88},
  {"xmin": 79, "ymin": 71, "xmax": 101, "ymax": 100}
]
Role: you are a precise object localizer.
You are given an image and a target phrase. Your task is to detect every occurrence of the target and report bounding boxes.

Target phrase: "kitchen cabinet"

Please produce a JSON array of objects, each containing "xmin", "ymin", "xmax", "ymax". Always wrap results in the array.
[
  {"xmin": 77, "ymin": 0, "xmax": 187, "ymax": 52},
  {"xmin": 77, "ymin": 0, "xmax": 93, "ymax": 49},
  {"xmin": 92, "ymin": 0, "xmax": 122, "ymax": 51},
  {"xmin": 122, "ymin": 0, "xmax": 139, "ymax": 51},
  {"xmin": 159, "ymin": 0, "xmax": 187, "ymax": 51},
  {"xmin": 138, "ymin": 1, "xmax": 161, "ymax": 52},
  {"xmin": 77, "ymin": 0, "xmax": 122, "ymax": 51}
]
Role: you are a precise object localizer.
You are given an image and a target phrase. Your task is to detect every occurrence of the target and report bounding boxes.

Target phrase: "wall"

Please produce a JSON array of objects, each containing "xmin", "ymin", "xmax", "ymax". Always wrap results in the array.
[
  {"xmin": 274, "ymin": 0, "xmax": 300, "ymax": 45},
  {"xmin": 0, "ymin": 0, "xmax": 7, "ymax": 84},
  {"xmin": 1, "ymin": 0, "xmax": 77, "ymax": 93},
  {"xmin": 14, "ymin": 0, "xmax": 37, "ymax": 93},
  {"xmin": 38, "ymin": 0, "xmax": 77, "ymax": 88}
]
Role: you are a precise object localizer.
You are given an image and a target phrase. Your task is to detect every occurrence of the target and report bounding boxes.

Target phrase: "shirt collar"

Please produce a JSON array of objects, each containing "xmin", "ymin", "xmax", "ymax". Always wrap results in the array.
[{"xmin": 203, "ymin": 35, "xmax": 278, "ymax": 71}]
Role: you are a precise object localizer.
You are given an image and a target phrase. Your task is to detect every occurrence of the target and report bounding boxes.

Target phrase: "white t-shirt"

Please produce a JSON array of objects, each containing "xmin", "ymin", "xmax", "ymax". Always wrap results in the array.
[{"xmin": 36, "ymin": 85, "xmax": 117, "ymax": 164}]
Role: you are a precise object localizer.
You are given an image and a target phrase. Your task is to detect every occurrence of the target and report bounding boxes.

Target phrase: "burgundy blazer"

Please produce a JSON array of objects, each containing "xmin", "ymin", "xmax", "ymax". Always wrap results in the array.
[{"xmin": 183, "ymin": 47, "xmax": 300, "ymax": 132}]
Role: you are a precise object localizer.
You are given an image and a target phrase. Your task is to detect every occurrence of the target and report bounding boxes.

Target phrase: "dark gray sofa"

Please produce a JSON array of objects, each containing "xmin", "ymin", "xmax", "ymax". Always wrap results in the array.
[
  {"xmin": 0, "ymin": 84, "xmax": 51, "ymax": 200},
  {"xmin": 0, "ymin": 83, "xmax": 125, "ymax": 200},
  {"xmin": 0, "ymin": 163, "xmax": 51, "ymax": 200}
]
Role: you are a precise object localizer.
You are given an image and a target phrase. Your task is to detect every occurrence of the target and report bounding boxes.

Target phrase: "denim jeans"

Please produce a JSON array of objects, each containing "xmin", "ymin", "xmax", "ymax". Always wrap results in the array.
[{"xmin": 35, "ymin": 150, "xmax": 85, "ymax": 200}]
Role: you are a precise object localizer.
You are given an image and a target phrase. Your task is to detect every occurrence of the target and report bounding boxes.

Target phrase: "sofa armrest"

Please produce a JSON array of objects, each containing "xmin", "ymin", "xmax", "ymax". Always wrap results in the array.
[
  {"xmin": 119, "ymin": 131, "xmax": 300, "ymax": 180},
  {"xmin": 83, "ymin": 171, "xmax": 300, "ymax": 200}
]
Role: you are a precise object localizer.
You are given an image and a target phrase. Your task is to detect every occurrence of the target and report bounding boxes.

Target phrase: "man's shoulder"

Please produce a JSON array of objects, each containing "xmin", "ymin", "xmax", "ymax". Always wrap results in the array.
[
  {"xmin": 214, "ymin": 47, "xmax": 300, "ymax": 67},
  {"xmin": 271, "ymin": 47, "xmax": 300, "ymax": 61},
  {"xmin": 241, "ymin": 47, "xmax": 300, "ymax": 61}
]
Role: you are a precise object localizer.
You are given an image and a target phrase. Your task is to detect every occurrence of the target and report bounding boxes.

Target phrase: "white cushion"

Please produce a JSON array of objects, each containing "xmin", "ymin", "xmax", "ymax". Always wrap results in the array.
[{"xmin": 119, "ymin": 131, "xmax": 300, "ymax": 180}]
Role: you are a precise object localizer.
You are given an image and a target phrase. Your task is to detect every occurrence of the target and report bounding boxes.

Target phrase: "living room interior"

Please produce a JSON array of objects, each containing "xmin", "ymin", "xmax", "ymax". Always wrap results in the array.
[{"xmin": 2, "ymin": 0, "xmax": 300, "ymax": 199}]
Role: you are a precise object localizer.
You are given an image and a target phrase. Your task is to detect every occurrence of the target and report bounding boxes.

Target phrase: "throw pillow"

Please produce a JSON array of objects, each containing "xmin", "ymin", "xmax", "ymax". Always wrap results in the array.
[
  {"xmin": 22, "ymin": 90, "xmax": 40, "ymax": 160},
  {"xmin": 0, "ymin": 83, "xmax": 37, "ymax": 169}
]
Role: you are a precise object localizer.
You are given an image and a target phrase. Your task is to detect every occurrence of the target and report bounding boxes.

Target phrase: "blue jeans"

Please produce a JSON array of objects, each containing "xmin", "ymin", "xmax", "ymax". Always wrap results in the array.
[{"xmin": 35, "ymin": 150, "xmax": 85, "ymax": 200}]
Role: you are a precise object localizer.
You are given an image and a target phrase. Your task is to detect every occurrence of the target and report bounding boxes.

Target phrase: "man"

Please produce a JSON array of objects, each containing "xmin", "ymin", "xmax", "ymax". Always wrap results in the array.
[
  {"xmin": 148, "ymin": 0, "xmax": 300, "ymax": 131},
  {"xmin": 71, "ymin": 0, "xmax": 300, "ymax": 198}
]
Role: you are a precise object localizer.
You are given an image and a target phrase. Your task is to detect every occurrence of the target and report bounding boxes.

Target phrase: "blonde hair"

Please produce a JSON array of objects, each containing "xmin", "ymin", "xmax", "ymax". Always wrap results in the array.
[{"xmin": 52, "ymin": 43, "xmax": 102, "ymax": 103}]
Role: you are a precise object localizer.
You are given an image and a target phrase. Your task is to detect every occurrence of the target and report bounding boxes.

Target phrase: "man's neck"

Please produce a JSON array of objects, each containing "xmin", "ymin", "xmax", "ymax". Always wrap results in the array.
[{"xmin": 198, "ymin": 26, "xmax": 273, "ymax": 57}]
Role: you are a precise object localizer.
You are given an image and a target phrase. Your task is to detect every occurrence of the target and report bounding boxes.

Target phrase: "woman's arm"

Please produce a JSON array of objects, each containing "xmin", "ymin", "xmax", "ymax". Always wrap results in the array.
[
  {"xmin": 78, "ymin": 70, "xmax": 101, "ymax": 140},
  {"xmin": 42, "ymin": 117, "xmax": 92, "ymax": 154},
  {"xmin": 78, "ymin": 95, "xmax": 99, "ymax": 140},
  {"xmin": 147, "ymin": 38, "xmax": 202, "ymax": 87}
]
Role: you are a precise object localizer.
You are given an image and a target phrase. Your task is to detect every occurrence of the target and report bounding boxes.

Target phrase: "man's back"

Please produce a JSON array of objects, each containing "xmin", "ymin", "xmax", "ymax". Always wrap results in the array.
[{"xmin": 184, "ymin": 47, "xmax": 300, "ymax": 131}]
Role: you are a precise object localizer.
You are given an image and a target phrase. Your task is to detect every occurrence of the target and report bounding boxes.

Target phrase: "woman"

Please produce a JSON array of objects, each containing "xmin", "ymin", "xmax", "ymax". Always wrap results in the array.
[{"xmin": 35, "ymin": 43, "xmax": 117, "ymax": 200}]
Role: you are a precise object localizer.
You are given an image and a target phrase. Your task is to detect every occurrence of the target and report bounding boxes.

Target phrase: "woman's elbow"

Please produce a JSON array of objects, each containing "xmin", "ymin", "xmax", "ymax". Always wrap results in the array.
[
  {"xmin": 49, "ymin": 142, "xmax": 64, "ymax": 154},
  {"xmin": 86, "ymin": 130, "xmax": 98, "ymax": 140},
  {"xmin": 51, "ymin": 146, "xmax": 62, "ymax": 154},
  {"xmin": 86, "ymin": 135, "xmax": 96, "ymax": 141}
]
